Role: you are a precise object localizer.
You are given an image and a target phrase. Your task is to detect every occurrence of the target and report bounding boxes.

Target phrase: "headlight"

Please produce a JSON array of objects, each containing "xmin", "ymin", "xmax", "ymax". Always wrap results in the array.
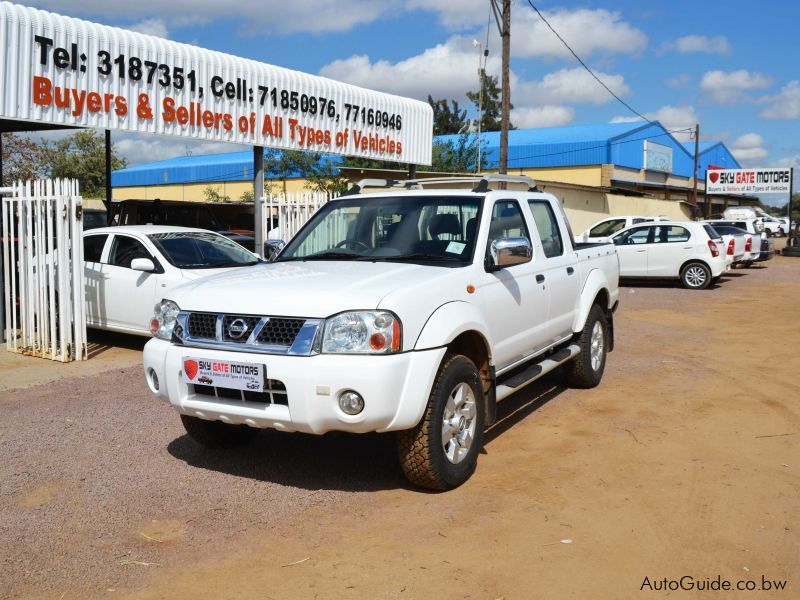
[
  {"xmin": 150, "ymin": 299, "xmax": 180, "ymax": 340},
  {"xmin": 321, "ymin": 311, "xmax": 401, "ymax": 354}
]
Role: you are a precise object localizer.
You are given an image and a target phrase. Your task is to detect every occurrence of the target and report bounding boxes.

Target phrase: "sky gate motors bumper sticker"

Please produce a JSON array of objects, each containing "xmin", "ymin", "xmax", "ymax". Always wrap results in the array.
[{"xmin": 182, "ymin": 357, "xmax": 265, "ymax": 392}]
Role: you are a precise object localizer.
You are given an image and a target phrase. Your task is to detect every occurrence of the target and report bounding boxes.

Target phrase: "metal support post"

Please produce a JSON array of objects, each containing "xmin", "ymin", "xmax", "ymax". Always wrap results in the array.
[{"xmin": 254, "ymin": 146, "xmax": 265, "ymax": 257}]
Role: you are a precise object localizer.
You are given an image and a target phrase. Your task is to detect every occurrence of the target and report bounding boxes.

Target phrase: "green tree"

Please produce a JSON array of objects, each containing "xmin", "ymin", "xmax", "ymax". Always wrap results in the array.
[
  {"xmin": 467, "ymin": 69, "xmax": 513, "ymax": 132},
  {"xmin": 38, "ymin": 130, "xmax": 127, "ymax": 198},
  {"xmin": 1, "ymin": 133, "xmax": 43, "ymax": 183},
  {"xmin": 430, "ymin": 135, "xmax": 486, "ymax": 173},
  {"xmin": 427, "ymin": 95, "xmax": 469, "ymax": 136},
  {"xmin": 203, "ymin": 185, "xmax": 229, "ymax": 202},
  {"xmin": 305, "ymin": 159, "xmax": 349, "ymax": 195},
  {"xmin": 239, "ymin": 189, "xmax": 255, "ymax": 202},
  {"xmin": 264, "ymin": 149, "xmax": 346, "ymax": 196}
]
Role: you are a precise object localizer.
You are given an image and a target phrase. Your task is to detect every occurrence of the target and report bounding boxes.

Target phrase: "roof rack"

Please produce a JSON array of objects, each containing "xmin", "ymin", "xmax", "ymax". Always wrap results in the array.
[{"xmin": 343, "ymin": 174, "xmax": 538, "ymax": 195}]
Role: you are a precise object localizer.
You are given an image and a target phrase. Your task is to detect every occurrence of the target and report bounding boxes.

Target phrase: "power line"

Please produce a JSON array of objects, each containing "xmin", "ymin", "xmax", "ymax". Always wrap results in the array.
[{"xmin": 525, "ymin": 0, "xmax": 656, "ymax": 125}]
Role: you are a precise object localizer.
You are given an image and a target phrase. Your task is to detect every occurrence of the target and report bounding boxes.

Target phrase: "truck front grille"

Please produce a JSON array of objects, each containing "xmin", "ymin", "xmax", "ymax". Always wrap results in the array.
[
  {"xmin": 175, "ymin": 312, "xmax": 320, "ymax": 356},
  {"xmin": 257, "ymin": 318, "xmax": 305, "ymax": 346},
  {"xmin": 187, "ymin": 313, "xmax": 216, "ymax": 339}
]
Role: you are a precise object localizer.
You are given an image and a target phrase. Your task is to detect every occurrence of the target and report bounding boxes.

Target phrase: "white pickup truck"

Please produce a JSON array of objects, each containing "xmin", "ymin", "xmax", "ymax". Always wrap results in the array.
[{"xmin": 143, "ymin": 175, "xmax": 620, "ymax": 490}]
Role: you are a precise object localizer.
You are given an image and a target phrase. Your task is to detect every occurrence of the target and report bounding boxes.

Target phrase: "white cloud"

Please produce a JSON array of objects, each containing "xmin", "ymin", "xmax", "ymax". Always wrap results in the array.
[
  {"xmin": 730, "ymin": 133, "xmax": 768, "ymax": 165},
  {"xmin": 759, "ymin": 81, "xmax": 800, "ymax": 119},
  {"xmin": 511, "ymin": 9, "xmax": 647, "ymax": 59},
  {"xmin": 511, "ymin": 106, "xmax": 574, "ymax": 129},
  {"xmin": 517, "ymin": 68, "xmax": 630, "ymax": 105},
  {"xmin": 404, "ymin": 0, "xmax": 487, "ymax": 29},
  {"xmin": 30, "ymin": 0, "xmax": 395, "ymax": 34},
  {"xmin": 666, "ymin": 74, "xmax": 691, "ymax": 89},
  {"xmin": 319, "ymin": 37, "xmax": 501, "ymax": 101},
  {"xmin": 113, "ymin": 133, "xmax": 248, "ymax": 166},
  {"xmin": 774, "ymin": 156, "xmax": 800, "ymax": 191},
  {"xmin": 700, "ymin": 70, "xmax": 772, "ymax": 104},
  {"xmin": 660, "ymin": 35, "xmax": 731, "ymax": 55},
  {"xmin": 611, "ymin": 105, "xmax": 699, "ymax": 141},
  {"xmin": 128, "ymin": 18, "xmax": 168, "ymax": 39}
]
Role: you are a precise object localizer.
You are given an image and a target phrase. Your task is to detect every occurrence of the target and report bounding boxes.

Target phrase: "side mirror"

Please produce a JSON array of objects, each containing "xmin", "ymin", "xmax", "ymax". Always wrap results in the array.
[
  {"xmin": 131, "ymin": 257, "xmax": 156, "ymax": 272},
  {"xmin": 264, "ymin": 239, "xmax": 286, "ymax": 262},
  {"xmin": 487, "ymin": 237, "xmax": 532, "ymax": 271}
]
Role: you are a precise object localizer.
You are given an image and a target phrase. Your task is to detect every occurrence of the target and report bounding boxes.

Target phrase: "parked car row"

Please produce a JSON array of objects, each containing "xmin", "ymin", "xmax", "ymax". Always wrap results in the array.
[{"xmin": 577, "ymin": 213, "xmax": 774, "ymax": 290}]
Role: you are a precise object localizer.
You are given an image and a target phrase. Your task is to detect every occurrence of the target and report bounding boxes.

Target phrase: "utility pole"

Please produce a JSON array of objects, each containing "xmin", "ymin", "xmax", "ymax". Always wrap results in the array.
[
  {"xmin": 691, "ymin": 123, "xmax": 700, "ymax": 212},
  {"xmin": 499, "ymin": 0, "xmax": 511, "ymax": 175},
  {"xmin": 490, "ymin": 1, "xmax": 511, "ymax": 175}
]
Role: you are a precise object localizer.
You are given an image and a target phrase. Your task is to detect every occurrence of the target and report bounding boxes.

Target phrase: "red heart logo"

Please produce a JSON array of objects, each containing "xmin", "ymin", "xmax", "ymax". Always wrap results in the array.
[
  {"xmin": 709, "ymin": 172, "xmax": 719, "ymax": 183},
  {"xmin": 183, "ymin": 359, "xmax": 198, "ymax": 380}
]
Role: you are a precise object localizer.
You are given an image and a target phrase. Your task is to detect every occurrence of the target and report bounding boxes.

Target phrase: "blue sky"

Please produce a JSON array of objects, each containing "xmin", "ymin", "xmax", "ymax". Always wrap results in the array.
[{"xmin": 28, "ymin": 0, "xmax": 800, "ymax": 191}]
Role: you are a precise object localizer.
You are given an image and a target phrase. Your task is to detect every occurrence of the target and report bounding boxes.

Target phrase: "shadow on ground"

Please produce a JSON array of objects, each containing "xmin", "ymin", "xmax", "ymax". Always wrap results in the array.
[
  {"xmin": 86, "ymin": 328, "xmax": 148, "ymax": 358},
  {"xmin": 168, "ymin": 375, "xmax": 568, "ymax": 492}
]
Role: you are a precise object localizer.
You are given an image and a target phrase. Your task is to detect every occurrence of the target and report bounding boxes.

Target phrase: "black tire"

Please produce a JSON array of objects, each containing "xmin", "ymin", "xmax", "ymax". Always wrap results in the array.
[
  {"xmin": 744, "ymin": 260, "xmax": 754, "ymax": 268},
  {"xmin": 563, "ymin": 304, "xmax": 607, "ymax": 389},
  {"xmin": 397, "ymin": 354, "xmax": 485, "ymax": 491},
  {"xmin": 180, "ymin": 414, "xmax": 259, "ymax": 449},
  {"xmin": 680, "ymin": 262, "xmax": 712, "ymax": 290}
]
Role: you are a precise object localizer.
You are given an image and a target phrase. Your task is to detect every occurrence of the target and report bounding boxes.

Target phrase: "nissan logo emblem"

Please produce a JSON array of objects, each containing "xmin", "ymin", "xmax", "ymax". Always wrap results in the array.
[{"xmin": 227, "ymin": 318, "xmax": 249, "ymax": 340}]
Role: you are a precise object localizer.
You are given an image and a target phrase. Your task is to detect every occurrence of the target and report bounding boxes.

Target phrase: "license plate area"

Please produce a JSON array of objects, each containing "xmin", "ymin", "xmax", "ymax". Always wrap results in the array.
[{"xmin": 182, "ymin": 356, "xmax": 265, "ymax": 392}]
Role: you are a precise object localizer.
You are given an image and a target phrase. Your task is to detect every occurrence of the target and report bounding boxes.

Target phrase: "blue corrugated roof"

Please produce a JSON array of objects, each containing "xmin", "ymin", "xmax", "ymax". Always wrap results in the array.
[
  {"xmin": 112, "ymin": 121, "xmax": 739, "ymax": 186},
  {"xmin": 681, "ymin": 141, "xmax": 742, "ymax": 178}
]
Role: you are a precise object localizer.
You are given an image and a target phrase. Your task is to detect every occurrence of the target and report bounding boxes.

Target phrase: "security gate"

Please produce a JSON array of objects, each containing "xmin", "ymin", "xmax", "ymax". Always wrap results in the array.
[
  {"xmin": 261, "ymin": 191, "xmax": 331, "ymax": 244},
  {"xmin": 1, "ymin": 179, "xmax": 87, "ymax": 362}
]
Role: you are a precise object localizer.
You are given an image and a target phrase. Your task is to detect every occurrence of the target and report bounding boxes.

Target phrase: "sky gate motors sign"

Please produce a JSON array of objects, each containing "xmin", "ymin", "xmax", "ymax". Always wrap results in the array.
[
  {"xmin": 0, "ymin": 3, "xmax": 433, "ymax": 164},
  {"xmin": 706, "ymin": 168, "xmax": 793, "ymax": 195}
]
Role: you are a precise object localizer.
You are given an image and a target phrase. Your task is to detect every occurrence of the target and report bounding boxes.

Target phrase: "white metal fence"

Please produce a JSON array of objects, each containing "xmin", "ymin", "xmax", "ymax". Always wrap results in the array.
[
  {"xmin": 261, "ymin": 191, "xmax": 333, "ymax": 243},
  {"xmin": 1, "ymin": 179, "xmax": 87, "ymax": 362}
]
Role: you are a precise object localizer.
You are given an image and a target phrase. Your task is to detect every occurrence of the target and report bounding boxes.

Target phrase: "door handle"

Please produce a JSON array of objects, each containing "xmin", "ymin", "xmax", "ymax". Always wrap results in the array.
[
  {"xmin": 636, "ymin": 249, "xmax": 646, "ymax": 253},
  {"xmin": 566, "ymin": 267, "xmax": 574, "ymax": 275},
  {"xmin": 536, "ymin": 274, "xmax": 545, "ymax": 283}
]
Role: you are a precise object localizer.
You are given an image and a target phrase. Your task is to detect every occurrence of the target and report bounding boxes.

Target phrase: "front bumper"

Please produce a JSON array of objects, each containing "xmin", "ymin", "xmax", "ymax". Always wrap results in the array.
[{"xmin": 143, "ymin": 338, "xmax": 446, "ymax": 434}]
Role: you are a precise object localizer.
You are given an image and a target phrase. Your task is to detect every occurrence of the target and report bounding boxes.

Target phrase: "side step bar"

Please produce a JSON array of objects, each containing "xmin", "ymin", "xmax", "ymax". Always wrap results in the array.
[{"xmin": 495, "ymin": 344, "xmax": 581, "ymax": 401}]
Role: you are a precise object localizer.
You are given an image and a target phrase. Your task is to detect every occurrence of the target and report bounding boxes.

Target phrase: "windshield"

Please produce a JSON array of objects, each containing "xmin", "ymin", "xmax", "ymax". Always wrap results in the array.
[
  {"xmin": 589, "ymin": 219, "xmax": 626, "ymax": 237},
  {"xmin": 277, "ymin": 195, "xmax": 482, "ymax": 266},
  {"xmin": 148, "ymin": 232, "xmax": 259, "ymax": 269}
]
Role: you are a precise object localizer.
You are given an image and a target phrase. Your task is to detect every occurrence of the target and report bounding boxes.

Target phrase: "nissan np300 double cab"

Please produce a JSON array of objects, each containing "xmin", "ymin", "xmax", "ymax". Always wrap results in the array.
[{"xmin": 144, "ymin": 175, "xmax": 620, "ymax": 490}]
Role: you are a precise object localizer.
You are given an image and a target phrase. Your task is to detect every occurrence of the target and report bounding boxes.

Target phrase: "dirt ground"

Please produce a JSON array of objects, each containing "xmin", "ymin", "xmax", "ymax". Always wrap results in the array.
[{"xmin": 1, "ymin": 250, "xmax": 798, "ymax": 599}]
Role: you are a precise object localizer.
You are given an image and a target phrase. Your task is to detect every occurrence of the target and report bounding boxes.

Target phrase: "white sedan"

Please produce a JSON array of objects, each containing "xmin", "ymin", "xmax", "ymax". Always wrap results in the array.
[
  {"xmin": 83, "ymin": 225, "xmax": 263, "ymax": 335},
  {"xmin": 610, "ymin": 221, "xmax": 729, "ymax": 289}
]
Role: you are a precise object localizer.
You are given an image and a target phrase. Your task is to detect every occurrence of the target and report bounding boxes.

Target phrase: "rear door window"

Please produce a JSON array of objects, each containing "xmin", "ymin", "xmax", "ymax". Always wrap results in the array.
[
  {"xmin": 653, "ymin": 226, "xmax": 691, "ymax": 243},
  {"xmin": 528, "ymin": 200, "xmax": 564, "ymax": 258}
]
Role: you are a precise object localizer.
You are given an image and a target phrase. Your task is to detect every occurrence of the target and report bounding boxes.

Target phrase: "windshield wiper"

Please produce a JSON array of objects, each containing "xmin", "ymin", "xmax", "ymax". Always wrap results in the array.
[
  {"xmin": 386, "ymin": 253, "xmax": 465, "ymax": 263},
  {"xmin": 277, "ymin": 250, "xmax": 362, "ymax": 261},
  {"xmin": 181, "ymin": 261, "xmax": 260, "ymax": 268}
]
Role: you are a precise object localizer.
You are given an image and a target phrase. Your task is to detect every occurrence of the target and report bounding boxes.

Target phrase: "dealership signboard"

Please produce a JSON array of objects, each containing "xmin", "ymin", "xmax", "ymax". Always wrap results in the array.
[
  {"xmin": 0, "ymin": 3, "xmax": 433, "ymax": 164},
  {"xmin": 706, "ymin": 168, "xmax": 792, "ymax": 195}
]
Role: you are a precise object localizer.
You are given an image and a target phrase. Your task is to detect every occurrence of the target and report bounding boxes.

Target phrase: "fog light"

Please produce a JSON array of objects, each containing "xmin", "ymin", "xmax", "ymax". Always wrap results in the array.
[
  {"xmin": 147, "ymin": 368, "xmax": 160, "ymax": 393},
  {"xmin": 338, "ymin": 390, "xmax": 364, "ymax": 415}
]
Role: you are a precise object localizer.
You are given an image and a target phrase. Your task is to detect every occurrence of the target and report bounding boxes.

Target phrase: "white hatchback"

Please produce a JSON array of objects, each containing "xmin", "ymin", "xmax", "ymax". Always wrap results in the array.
[
  {"xmin": 611, "ymin": 221, "xmax": 728, "ymax": 289},
  {"xmin": 83, "ymin": 226, "xmax": 263, "ymax": 335}
]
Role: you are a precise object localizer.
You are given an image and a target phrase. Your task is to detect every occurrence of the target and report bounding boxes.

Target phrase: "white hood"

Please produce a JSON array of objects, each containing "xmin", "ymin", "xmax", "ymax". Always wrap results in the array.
[{"xmin": 167, "ymin": 260, "xmax": 457, "ymax": 319}]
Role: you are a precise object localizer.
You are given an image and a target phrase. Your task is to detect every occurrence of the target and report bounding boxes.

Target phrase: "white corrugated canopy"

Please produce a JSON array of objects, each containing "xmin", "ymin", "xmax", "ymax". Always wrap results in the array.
[{"xmin": 0, "ymin": 1, "xmax": 433, "ymax": 164}]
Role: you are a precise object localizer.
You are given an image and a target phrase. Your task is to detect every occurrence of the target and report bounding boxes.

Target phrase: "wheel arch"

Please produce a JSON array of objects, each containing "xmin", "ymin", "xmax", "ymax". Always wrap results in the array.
[
  {"xmin": 679, "ymin": 258, "xmax": 711, "ymax": 274},
  {"xmin": 572, "ymin": 268, "xmax": 613, "ymax": 335},
  {"xmin": 414, "ymin": 301, "xmax": 495, "ymax": 426}
]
